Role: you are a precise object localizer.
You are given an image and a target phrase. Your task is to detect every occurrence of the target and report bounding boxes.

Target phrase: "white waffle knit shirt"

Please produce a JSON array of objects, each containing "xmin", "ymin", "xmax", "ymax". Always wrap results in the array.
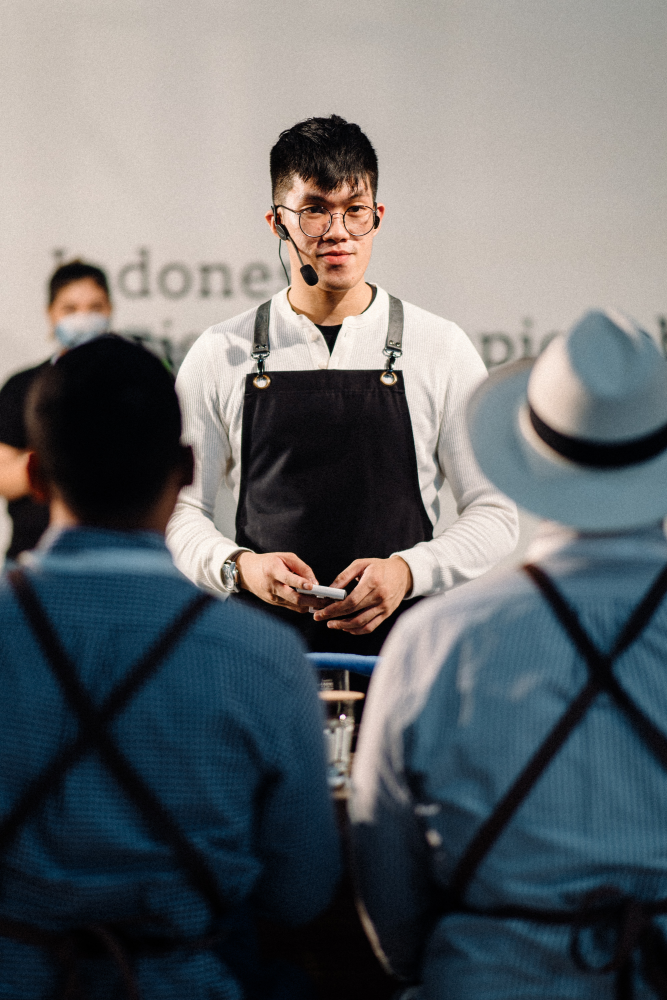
[{"xmin": 167, "ymin": 285, "xmax": 518, "ymax": 597}]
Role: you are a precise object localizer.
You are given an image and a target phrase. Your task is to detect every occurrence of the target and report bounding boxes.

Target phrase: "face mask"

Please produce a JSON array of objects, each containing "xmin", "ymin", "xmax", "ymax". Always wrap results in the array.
[{"xmin": 54, "ymin": 311, "xmax": 110, "ymax": 349}]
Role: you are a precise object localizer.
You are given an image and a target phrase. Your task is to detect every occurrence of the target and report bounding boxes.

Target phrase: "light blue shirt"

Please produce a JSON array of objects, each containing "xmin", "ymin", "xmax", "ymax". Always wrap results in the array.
[
  {"xmin": 0, "ymin": 527, "xmax": 339, "ymax": 999},
  {"xmin": 350, "ymin": 523, "xmax": 667, "ymax": 999}
]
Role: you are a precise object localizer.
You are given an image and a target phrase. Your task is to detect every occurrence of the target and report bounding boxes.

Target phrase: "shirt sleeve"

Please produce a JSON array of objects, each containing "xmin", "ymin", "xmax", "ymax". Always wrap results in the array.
[
  {"xmin": 393, "ymin": 332, "xmax": 519, "ymax": 597},
  {"xmin": 348, "ymin": 610, "xmax": 440, "ymax": 979},
  {"xmin": 166, "ymin": 333, "xmax": 249, "ymax": 593}
]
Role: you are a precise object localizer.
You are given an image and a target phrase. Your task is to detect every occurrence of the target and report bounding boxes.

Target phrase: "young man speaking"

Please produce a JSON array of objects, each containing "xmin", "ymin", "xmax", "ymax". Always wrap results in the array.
[{"xmin": 168, "ymin": 115, "xmax": 518, "ymax": 654}]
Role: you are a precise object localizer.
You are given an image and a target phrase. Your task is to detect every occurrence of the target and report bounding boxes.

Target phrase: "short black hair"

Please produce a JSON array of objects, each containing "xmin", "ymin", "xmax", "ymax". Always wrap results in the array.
[
  {"xmin": 26, "ymin": 336, "xmax": 183, "ymax": 524},
  {"xmin": 48, "ymin": 259, "xmax": 111, "ymax": 307},
  {"xmin": 270, "ymin": 115, "xmax": 378, "ymax": 203}
]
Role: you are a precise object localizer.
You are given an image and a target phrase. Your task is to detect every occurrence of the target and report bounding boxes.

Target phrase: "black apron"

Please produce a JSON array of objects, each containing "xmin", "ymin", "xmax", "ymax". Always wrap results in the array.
[
  {"xmin": 233, "ymin": 295, "xmax": 433, "ymax": 655},
  {"xmin": 432, "ymin": 563, "xmax": 667, "ymax": 1000},
  {"xmin": 0, "ymin": 570, "xmax": 283, "ymax": 1000}
]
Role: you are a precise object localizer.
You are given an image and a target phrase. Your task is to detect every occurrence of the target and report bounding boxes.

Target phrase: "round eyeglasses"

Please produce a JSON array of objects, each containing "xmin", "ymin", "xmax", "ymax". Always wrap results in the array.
[{"xmin": 274, "ymin": 203, "xmax": 378, "ymax": 238}]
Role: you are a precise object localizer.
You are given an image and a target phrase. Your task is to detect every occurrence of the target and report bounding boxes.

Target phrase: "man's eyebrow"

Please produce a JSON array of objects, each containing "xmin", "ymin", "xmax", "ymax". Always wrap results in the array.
[{"xmin": 299, "ymin": 186, "xmax": 370, "ymax": 203}]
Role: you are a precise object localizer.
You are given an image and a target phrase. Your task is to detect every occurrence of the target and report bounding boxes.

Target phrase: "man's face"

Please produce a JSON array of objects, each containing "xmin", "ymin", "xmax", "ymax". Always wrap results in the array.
[
  {"xmin": 47, "ymin": 278, "xmax": 112, "ymax": 329},
  {"xmin": 267, "ymin": 176, "xmax": 385, "ymax": 293}
]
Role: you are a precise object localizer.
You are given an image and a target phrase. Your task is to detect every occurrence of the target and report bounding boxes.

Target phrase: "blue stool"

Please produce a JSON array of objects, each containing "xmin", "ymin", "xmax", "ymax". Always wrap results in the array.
[{"xmin": 306, "ymin": 652, "xmax": 379, "ymax": 677}]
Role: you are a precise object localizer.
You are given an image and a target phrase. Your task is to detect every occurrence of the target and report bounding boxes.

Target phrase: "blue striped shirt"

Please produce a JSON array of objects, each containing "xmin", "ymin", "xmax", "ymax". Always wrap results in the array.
[
  {"xmin": 350, "ymin": 523, "xmax": 667, "ymax": 999},
  {"xmin": 0, "ymin": 527, "xmax": 339, "ymax": 999}
]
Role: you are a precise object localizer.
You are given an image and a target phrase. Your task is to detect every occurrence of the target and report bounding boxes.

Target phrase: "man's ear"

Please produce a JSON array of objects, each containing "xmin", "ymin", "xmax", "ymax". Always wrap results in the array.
[
  {"xmin": 178, "ymin": 444, "xmax": 194, "ymax": 488},
  {"xmin": 265, "ymin": 207, "xmax": 280, "ymax": 236},
  {"xmin": 372, "ymin": 202, "xmax": 386, "ymax": 234},
  {"xmin": 26, "ymin": 451, "xmax": 50, "ymax": 505}
]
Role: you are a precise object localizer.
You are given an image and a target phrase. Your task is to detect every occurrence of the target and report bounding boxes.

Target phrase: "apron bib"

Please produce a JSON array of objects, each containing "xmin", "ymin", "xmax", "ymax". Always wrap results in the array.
[{"xmin": 233, "ymin": 295, "xmax": 433, "ymax": 655}]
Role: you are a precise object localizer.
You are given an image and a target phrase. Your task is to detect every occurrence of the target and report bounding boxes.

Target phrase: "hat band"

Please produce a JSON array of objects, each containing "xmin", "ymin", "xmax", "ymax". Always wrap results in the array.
[{"xmin": 529, "ymin": 406, "xmax": 667, "ymax": 468}]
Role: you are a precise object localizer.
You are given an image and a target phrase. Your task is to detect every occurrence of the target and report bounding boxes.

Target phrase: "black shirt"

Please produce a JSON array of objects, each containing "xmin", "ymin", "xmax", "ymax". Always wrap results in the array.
[
  {"xmin": 0, "ymin": 361, "xmax": 51, "ymax": 559},
  {"xmin": 315, "ymin": 324, "xmax": 342, "ymax": 354},
  {"xmin": 314, "ymin": 284, "xmax": 378, "ymax": 354}
]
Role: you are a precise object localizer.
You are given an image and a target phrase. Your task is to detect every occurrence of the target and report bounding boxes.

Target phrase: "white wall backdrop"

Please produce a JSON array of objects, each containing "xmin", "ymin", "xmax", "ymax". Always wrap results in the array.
[{"xmin": 1, "ymin": 0, "xmax": 665, "ymax": 556}]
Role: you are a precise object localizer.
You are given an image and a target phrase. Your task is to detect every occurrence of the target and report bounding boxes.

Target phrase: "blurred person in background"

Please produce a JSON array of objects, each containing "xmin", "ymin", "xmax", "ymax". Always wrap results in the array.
[
  {"xmin": 0, "ymin": 259, "xmax": 112, "ymax": 562},
  {"xmin": 350, "ymin": 311, "xmax": 667, "ymax": 998},
  {"xmin": 0, "ymin": 336, "xmax": 338, "ymax": 998}
]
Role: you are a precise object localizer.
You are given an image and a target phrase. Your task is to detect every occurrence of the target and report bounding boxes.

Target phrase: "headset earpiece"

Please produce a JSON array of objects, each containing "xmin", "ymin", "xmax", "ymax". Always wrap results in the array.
[
  {"xmin": 271, "ymin": 204, "xmax": 319, "ymax": 285},
  {"xmin": 272, "ymin": 206, "xmax": 289, "ymax": 241},
  {"xmin": 373, "ymin": 205, "xmax": 380, "ymax": 230}
]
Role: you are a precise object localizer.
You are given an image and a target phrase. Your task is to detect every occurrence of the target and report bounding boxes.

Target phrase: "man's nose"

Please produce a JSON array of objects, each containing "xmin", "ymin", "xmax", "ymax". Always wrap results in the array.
[{"xmin": 326, "ymin": 212, "xmax": 347, "ymax": 240}]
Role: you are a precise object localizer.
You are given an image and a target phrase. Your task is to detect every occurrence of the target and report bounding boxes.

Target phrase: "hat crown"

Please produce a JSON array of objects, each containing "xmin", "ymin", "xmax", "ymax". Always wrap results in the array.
[{"xmin": 528, "ymin": 310, "xmax": 667, "ymax": 442}]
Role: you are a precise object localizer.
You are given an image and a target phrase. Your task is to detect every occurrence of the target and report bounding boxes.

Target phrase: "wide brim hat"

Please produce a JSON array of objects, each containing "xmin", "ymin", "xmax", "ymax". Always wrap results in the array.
[{"xmin": 468, "ymin": 309, "xmax": 667, "ymax": 530}]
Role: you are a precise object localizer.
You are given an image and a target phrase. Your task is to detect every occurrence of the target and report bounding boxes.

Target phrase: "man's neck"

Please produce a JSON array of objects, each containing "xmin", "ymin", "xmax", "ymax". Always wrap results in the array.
[
  {"xmin": 287, "ymin": 282, "xmax": 373, "ymax": 326},
  {"xmin": 44, "ymin": 485, "xmax": 181, "ymax": 535}
]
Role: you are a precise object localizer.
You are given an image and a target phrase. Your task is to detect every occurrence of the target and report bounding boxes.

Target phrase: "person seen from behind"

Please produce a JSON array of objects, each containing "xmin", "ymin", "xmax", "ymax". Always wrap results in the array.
[
  {"xmin": 0, "ymin": 336, "xmax": 339, "ymax": 998},
  {"xmin": 0, "ymin": 259, "xmax": 112, "ymax": 562},
  {"xmin": 350, "ymin": 310, "xmax": 667, "ymax": 998}
]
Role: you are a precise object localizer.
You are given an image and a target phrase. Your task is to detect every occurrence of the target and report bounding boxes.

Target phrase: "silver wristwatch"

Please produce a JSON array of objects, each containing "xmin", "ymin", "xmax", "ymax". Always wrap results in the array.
[{"xmin": 221, "ymin": 558, "xmax": 240, "ymax": 594}]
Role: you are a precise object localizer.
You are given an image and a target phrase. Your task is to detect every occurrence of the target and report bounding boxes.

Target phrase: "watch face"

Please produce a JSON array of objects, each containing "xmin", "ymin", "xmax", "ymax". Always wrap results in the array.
[{"xmin": 223, "ymin": 561, "xmax": 237, "ymax": 592}]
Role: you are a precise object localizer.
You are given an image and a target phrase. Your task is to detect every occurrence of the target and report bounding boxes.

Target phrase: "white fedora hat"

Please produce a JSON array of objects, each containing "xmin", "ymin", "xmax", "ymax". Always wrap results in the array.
[{"xmin": 468, "ymin": 310, "xmax": 667, "ymax": 530}]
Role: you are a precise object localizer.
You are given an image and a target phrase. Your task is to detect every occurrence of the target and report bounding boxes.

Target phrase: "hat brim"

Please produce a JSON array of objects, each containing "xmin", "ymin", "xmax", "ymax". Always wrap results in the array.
[{"xmin": 468, "ymin": 359, "xmax": 667, "ymax": 530}]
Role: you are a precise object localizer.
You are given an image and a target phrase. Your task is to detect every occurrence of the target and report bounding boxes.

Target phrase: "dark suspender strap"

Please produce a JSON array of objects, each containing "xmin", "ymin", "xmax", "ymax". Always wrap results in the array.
[
  {"xmin": 3, "ymin": 570, "xmax": 224, "ymax": 919},
  {"xmin": 1, "ymin": 571, "xmax": 213, "ymax": 855},
  {"xmin": 253, "ymin": 294, "xmax": 404, "ymax": 372},
  {"xmin": 251, "ymin": 300, "xmax": 271, "ymax": 361},
  {"xmin": 444, "ymin": 678, "xmax": 598, "ymax": 907},
  {"xmin": 527, "ymin": 563, "xmax": 667, "ymax": 773},
  {"xmin": 458, "ymin": 890, "xmax": 667, "ymax": 1000},
  {"xmin": 527, "ymin": 562, "xmax": 667, "ymax": 666},
  {"xmin": 443, "ymin": 562, "xmax": 667, "ymax": 909},
  {"xmin": 614, "ymin": 564, "xmax": 667, "ymax": 655},
  {"xmin": 383, "ymin": 294, "xmax": 404, "ymax": 374},
  {"xmin": 385, "ymin": 295, "xmax": 404, "ymax": 355},
  {"xmin": 0, "ymin": 916, "xmax": 141, "ymax": 1000}
]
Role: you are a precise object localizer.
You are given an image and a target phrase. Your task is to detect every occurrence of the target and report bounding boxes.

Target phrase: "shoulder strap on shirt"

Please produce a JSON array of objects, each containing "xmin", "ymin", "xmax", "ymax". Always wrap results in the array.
[
  {"xmin": 442, "ymin": 562, "xmax": 667, "ymax": 910},
  {"xmin": 526, "ymin": 562, "xmax": 667, "ymax": 772},
  {"xmin": 252, "ymin": 299, "xmax": 271, "ymax": 360},
  {"xmin": 384, "ymin": 295, "xmax": 404, "ymax": 356},
  {"xmin": 3, "ymin": 569, "xmax": 225, "ymax": 920},
  {"xmin": 254, "ymin": 293, "xmax": 404, "ymax": 370}
]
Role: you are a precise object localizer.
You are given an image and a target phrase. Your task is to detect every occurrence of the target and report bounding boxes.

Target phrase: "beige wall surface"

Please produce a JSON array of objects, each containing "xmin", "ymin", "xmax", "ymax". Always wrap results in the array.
[{"xmin": 1, "ymin": 0, "xmax": 665, "ymax": 559}]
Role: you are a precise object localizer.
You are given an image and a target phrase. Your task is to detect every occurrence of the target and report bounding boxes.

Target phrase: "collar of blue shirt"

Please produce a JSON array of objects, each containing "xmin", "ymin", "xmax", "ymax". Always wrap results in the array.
[
  {"xmin": 524, "ymin": 520, "xmax": 667, "ymax": 567},
  {"xmin": 18, "ymin": 525, "xmax": 182, "ymax": 578}
]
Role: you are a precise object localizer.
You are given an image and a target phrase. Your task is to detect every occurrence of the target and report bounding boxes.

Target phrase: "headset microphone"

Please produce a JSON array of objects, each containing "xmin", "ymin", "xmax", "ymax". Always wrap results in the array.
[
  {"xmin": 273, "ymin": 206, "xmax": 319, "ymax": 286},
  {"xmin": 285, "ymin": 232, "xmax": 319, "ymax": 287},
  {"xmin": 294, "ymin": 250, "xmax": 319, "ymax": 286}
]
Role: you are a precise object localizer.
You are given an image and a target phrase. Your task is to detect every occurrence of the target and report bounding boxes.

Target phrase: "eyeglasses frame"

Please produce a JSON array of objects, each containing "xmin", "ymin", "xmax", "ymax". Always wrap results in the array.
[{"xmin": 273, "ymin": 202, "xmax": 380, "ymax": 239}]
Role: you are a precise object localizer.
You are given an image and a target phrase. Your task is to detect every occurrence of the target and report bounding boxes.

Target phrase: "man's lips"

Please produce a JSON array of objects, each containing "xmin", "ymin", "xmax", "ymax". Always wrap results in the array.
[{"xmin": 318, "ymin": 251, "xmax": 352, "ymax": 263}]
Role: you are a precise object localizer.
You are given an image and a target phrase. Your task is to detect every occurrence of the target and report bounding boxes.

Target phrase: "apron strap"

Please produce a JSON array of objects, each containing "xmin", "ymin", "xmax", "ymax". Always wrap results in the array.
[
  {"xmin": 250, "ymin": 293, "xmax": 405, "ymax": 373},
  {"xmin": 0, "ymin": 910, "xmax": 239, "ymax": 1000},
  {"xmin": 455, "ymin": 890, "xmax": 667, "ymax": 1000},
  {"xmin": 442, "ymin": 562, "xmax": 667, "ymax": 909},
  {"xmin": 3, "ymin": 569, "xmax": 223, "ymax": 919},
  {"xmin": 383, "ymin": 294, "xmax": 404, "ymax": 371},
  {"xmin": 527, "ymin": 563, "xmax": 667, "ymax": 771},
  {"xmin": 251, "ymin": 299, "xmax": 271, "ymax": 373}
]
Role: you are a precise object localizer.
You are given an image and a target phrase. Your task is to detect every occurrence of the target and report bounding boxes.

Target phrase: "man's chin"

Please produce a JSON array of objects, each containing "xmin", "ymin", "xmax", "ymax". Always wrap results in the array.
[{"xmin": 315, "ymin": 268, "xmax": 366, "ymax": 292}]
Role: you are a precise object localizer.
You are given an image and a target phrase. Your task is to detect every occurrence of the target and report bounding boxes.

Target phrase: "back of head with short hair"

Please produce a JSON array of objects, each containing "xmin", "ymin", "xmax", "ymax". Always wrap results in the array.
[
  {"xmin": 26, "ymin": 337, "xmax": 183, "ymax": 525},
  {"xmin": 48, "ymin": 259, "xmax": 111, "ymax": 307},
  {"xmin": 270, "ymin": 114, "xmax": 379, "ymax": 203}
]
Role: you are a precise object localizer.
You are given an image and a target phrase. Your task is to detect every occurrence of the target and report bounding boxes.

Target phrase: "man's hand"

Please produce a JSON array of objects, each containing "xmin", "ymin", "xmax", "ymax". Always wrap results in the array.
[
  {"xmin": 235, "ymin": 551, "xmax": 330, "ymax": 613},
  {"xmin": 312, "ymin": 556, "xmax": 413, "ymax": 635}
]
